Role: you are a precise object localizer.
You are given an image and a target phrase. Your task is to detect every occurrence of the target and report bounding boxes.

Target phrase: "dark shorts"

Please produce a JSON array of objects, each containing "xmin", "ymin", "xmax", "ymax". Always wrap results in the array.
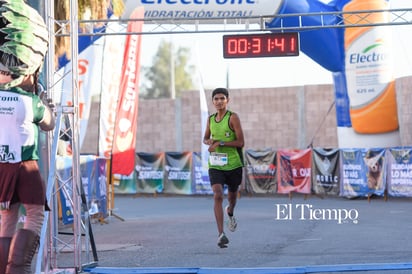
[
  {"xmin": 0, "ymin": 160, "xmax": 45, "ymax": 207},
  {"xmin": 209, "ymin": 167, "xmax": 243, "ymax": 193}
]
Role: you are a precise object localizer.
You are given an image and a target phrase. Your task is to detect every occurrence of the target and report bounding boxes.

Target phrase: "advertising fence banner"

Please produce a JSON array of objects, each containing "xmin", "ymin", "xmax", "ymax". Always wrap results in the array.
[
  {"xmin": 113, "ymin": 171, "xmax": 136, "ymax": 194},
  {"xmin": 56, "ymin": 155, "xmax": 108, "ymax": 225},
  {"xmin": 135, "ymin": 152, "xmax": 164, "ymax": 194},
  {"xmin": 364, "ymin": 148, "xmax": 386, "ymax": 196},
  {"xmin": 340, "ymin": 148, "xmax": 368, "ymax": 198},
  {"xmin": 163, "ymin": 152, "xmax": 193, "ymax": 194},
  {"xmin": 277, "ymin": 149, "xmax": 312, "ymax": 194},
  {"xmin": 192, "ymin": 152, "xmax": 213, "ymax": 194},
  {"xmin": 312, "ymin": 148, "xmax": 340, "ymax": 196},
  {"xmin": 340, "ymin": 148, "xmax": 386, "ymax": 198},
  {"xmin": 104, "ymin": 147, "xmax": 412, "ymax": 199},
  {"xmin": 244, "ymin": 149, "xmax": 277, "ymax": 194},
  {"xmin": 387, "ymin": 147, "xmax": 412, "ymax": 197}
]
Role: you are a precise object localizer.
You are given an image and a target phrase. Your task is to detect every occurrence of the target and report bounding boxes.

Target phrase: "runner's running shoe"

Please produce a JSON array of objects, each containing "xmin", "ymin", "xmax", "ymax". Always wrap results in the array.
[
  {"xmin": 225, "ymin": 205, "xmax": 237, "ymax": 232},
  {"xmin": 217, "ymin": 232, "xmax": 229, "ymax": 248}
]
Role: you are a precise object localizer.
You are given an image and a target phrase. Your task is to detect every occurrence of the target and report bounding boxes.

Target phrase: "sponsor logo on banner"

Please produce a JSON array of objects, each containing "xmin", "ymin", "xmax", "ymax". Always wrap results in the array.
[{"xmin": 123, "ymin": 0, "xmax": 283, "ymax": 19}]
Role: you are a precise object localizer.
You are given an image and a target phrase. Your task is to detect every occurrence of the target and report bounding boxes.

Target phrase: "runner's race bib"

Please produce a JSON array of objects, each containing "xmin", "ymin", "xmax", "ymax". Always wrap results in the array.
[{"xmin": 209, "ymin": 152, "xmax": 228, "ymax": 166}]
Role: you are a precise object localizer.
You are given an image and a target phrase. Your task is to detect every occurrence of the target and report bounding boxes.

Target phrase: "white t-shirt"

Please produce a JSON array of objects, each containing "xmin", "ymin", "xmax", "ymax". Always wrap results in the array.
[{"xmin": 0, "ymin": 87, "xmax": 45, "ymax": 163}]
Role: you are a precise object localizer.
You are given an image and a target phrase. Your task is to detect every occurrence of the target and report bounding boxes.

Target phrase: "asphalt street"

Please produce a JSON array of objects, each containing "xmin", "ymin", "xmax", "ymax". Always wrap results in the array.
[{"xmin": 54, "ymin": 194, "xmax": 412, "ymax": 273}]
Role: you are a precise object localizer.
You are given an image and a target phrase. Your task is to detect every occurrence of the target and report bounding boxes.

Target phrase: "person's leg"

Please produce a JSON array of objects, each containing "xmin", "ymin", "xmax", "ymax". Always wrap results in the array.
[
  {"xmin": 6, "ymin": 228, "xmax": 40, "ymax": 274},
  {"xmin": 212, "ymin": 183, "xmax": 224, "ymax": 235},
  {"xmin": 0, "ymin": 203, "xmax": 20, "ymax": 237},
  {"xmin": 226, "ymin": 167, "xmax": 242, "ymax": 232},
  {"xmin": 225, "ymin": 190, "xmax": 238, "ymax": 232},
  {"xmin": 23, "ymin": 204, "xmax": 44, "ymax": 235},
  {"xmin": 0, "ymin": 236, "xmax": 11, "ymax": 274},
  {"xmin": 6, "ymin": 204, "xmax": 44, "ymax": 274},
  {"xmin": 212, "ymin": 183, "xmax": 229, "ymax": 248},
  {"xmin": 226, "ymin": 191, "xmax": 237, "ymax": 216},
  {"xmin": 0, "ymin": 203, "xmax": 19, "ymax": 274}
]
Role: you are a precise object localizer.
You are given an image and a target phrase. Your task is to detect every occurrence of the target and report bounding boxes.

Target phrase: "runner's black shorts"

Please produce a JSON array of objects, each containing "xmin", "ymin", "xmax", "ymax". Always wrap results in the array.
[{"xmin": 209, "ymin": 167, "xmax": 243, "ymax": 192}]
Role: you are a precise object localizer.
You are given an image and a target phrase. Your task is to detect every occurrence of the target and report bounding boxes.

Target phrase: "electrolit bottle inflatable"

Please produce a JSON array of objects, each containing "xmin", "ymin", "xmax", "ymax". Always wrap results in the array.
[{"xmin": 343, "ymin": 0, "xmax": 398, "ymax": 134}]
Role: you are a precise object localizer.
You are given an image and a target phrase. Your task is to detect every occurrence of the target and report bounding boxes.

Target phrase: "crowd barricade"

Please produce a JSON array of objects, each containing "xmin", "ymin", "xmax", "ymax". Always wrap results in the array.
[{"xmin": 111, "ymin": 148, "xmax": 412, "ymax": 199}]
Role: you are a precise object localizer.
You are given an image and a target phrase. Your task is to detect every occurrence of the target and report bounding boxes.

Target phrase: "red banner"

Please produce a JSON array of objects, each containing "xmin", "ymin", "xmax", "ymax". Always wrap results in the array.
[
  {"xmin": 111, "ymin": 7, "xmax": 144, "ymax": 175},
  {"xmin": 277, "ymin": 149, "xmax": 312, "ymax": 194}
]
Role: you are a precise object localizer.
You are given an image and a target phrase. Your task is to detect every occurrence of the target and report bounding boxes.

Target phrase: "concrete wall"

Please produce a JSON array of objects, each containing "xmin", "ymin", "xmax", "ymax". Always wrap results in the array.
[{"xmin": 82, "ymin": 76, "xmax": 412, "ymax": 154}]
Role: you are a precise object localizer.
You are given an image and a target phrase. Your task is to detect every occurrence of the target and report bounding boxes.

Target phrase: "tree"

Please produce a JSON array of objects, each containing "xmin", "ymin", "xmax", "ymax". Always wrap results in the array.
[
  {"xmin": 140, "ymin": 40, "xmax": 195, "ymax": 99},
  {"xmin": 54, "ymin": 0, "xmax": 125, "ymax": 58}
]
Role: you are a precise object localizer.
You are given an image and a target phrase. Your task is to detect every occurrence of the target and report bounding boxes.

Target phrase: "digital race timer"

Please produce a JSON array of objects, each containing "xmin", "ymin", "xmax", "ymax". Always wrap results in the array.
[{"xmin": 223, "ymin": 32, "xmax": 299, "ymax": 59}]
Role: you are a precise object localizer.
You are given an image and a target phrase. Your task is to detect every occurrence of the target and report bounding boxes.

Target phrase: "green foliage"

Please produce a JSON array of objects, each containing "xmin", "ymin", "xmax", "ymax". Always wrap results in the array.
[{"xmin": 140, "ymin": 40, "xmax": 195, "ymax": 99}]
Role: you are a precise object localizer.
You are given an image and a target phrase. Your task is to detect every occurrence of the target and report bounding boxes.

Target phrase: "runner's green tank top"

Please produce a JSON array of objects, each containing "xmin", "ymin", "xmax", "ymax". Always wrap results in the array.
[{"xmin": 208, "ymin": 110, "xmax": 244, "ymax": 170}]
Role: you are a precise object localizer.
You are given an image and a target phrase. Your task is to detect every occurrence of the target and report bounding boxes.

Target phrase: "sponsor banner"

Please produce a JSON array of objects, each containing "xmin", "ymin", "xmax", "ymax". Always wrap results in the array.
[
  {"xmin": 363, "ymin": 148, "xmax": 386, "ymax": 196},
  {"xmin": 95, "ymin": 157, "xmax": 108, "ymax": 216},
  {"xmin": 312, "ymin": 148, "xmax": 340, "ymax": 196},
  {"xmin": 244, "ymin": 148, "xmax": 277, "ymax": 194},
  {"xmin": 387, "ymin": 147, "xmax": 412, "ymax": 197},
  {"xmin": 135, "ymin": 152, "xmax": 164, "ymax": 194},
  {"xmin": 163, "ymin": 152, "xmax": 193, "ymax": 194},
  {"xmin": 123, "ymin": 0, "xmax": 283, "ymax": 20},
  {"xmin": 80, "ymin": 155, "xmax": 95, "ymax": 213},
  {"xmin": 56, "ymin": 155, "xmax": 108, "ymax": 224},
  {"xmin": 99, "ymin": 17, "xmax": 127, "ymax": 158},
  {"xmin": 340, "ymin": 149, "xmax": 367, "ymax": 198},
  {"xmin": 192, "ymin": 152, "xmax": 213, "ymax": 194},
  {"xmin": 113, "ymin": 171, "xmax": 137, "ymax": 194},
  {"xmin": 277, "ymin": 149, "xmax": 312, "ymax": 194},
  {"xmin": 111, "ymin": 7, "xmax": 144, "ymax": 175},
  {"xmin": 340, "ymin": 148, "xmax": 386, "ymax": 198}
]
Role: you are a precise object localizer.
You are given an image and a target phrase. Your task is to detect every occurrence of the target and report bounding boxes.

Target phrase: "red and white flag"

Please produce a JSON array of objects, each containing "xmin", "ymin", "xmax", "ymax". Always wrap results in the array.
[{"xmin": 111, "ymin": 7, "xmax": 144, "ymax": 175}]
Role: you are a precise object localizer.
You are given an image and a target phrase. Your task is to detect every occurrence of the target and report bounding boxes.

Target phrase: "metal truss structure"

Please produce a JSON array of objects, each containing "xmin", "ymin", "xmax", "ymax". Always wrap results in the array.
[
  {"xmin": 55, "ymin": 7, "xmax": 412, "ymax": 37},
  {"xmin": 37, "ymin": 3, "xmax": 412, "ymax": 273}
]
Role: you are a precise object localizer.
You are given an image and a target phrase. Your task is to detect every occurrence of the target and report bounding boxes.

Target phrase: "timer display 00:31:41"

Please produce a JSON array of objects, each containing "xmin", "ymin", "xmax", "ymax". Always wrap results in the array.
[{"xmin": 223, "ymin": 32, "xmax": 299, "ymax": 59}]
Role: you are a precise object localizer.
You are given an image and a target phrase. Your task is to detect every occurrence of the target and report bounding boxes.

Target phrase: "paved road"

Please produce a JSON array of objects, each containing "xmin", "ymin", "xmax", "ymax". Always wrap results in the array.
[{"xmin": 54, "ymin": 194, "xmax": 412, "ymax": 273}]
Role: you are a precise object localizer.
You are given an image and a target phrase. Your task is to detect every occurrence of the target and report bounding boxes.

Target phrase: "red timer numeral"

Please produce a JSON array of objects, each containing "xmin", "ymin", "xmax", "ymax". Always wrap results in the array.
[
  {"xmin": 291, "ymin": 37, "xmax": 296, "ymax": 51},
  {"xmin": 251, "ymin": 38, "xmax": 261, "ymax": 53}
]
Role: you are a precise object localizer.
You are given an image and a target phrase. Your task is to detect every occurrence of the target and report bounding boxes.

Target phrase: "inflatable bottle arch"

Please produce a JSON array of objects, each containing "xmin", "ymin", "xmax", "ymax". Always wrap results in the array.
[{"xmin": 267, "ymin": 0, "xmax": 400, "ymax": 148}]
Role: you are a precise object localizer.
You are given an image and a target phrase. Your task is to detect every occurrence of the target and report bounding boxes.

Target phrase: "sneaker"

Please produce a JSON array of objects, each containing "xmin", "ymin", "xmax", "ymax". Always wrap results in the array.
[
  {"xmin": 225, "ymin": 205, "xmax": 237, "ymax": 232},
  {"xmin": 217, "ymin": 232, "xmax": 229, "ymax": 248}
]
